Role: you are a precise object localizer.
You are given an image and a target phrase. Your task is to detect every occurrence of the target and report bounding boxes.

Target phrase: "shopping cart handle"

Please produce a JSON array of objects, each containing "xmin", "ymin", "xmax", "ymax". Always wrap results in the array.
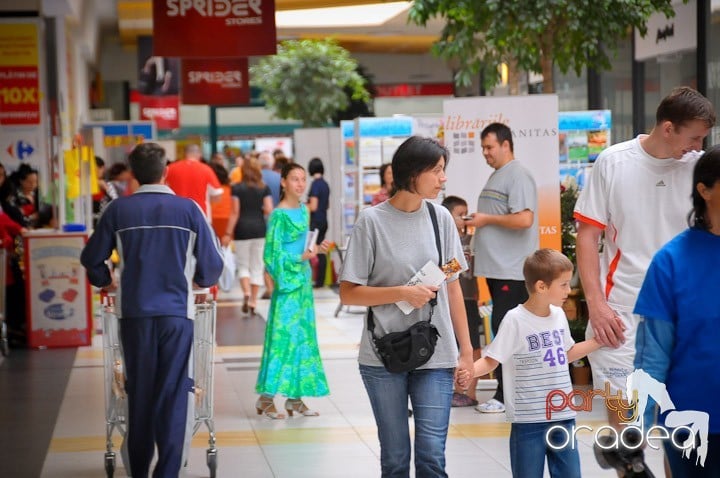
[
  {"xmin": 99, "ymin": 290, "xmax": 115, "ymax": 306},
  {"xmin": 193, "ymin": 286, "xmax": 217, "ymax": 303}
]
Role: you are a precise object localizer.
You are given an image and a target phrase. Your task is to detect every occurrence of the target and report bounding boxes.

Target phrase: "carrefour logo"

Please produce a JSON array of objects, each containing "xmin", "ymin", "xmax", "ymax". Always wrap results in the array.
[{"xmin": 6, "ymin": 140, "xmax": 35, "ymax": 160}]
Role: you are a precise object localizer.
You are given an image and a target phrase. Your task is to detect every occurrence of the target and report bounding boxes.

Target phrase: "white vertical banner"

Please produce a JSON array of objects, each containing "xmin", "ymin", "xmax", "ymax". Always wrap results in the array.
[{"xmin": 443, "ymin": 95, "xmax": 560, "ymax": 251}]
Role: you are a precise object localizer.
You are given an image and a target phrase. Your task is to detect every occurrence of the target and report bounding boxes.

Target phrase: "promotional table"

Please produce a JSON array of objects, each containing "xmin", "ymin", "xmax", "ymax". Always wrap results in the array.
[{"xmin": 24, "ymin": 230, "xmax": 92, "ymax": 348}]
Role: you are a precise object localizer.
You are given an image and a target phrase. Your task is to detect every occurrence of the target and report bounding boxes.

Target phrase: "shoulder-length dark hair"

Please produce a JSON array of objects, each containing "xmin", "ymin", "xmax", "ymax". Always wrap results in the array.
[
  {"xmin": 689, "ymin": 145, "xmax": 720, "ymax": 230},
  {"xmin": 391, "ymin": 136, "xmax": 448, "ymax": 194}
]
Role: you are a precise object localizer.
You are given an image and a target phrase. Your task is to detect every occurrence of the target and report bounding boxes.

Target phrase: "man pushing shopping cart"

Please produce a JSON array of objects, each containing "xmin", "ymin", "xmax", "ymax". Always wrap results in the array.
[{"xmin": 81, "ymin": 142, "xmax": 224, "ymax": 478}]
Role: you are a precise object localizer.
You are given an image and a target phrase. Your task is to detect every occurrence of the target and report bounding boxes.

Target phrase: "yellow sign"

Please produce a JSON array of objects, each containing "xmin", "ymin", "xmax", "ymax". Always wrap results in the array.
[{"xmin": 0, "ymin": 23, "xmax": 39, "ymax": 66}]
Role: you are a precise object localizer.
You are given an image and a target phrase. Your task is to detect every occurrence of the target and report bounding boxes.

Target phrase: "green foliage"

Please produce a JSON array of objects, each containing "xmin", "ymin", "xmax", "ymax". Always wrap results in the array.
[
  {"xmin": 560, "ymin": 179, "xmax": 579, "ymax": 266},
  {"xmin": 409, "ymin": 0, "xmax": 678, "ymax": 92},
  {"xmin": 332, "ymin": 65, "xmax": 376, "ymax": 126},
  {"xmin": 249, "ymin": 39, "xmax": 371, "ymax": 127}
]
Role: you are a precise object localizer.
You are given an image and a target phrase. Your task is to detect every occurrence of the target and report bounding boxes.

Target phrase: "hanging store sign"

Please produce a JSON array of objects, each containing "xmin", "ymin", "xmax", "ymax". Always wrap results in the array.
[
  {"xmin": 137, "ymin": 36, "xmax": 180, "ymax": 130},
  {"xmin": 181, "ymin": 58, "xmax": 250, "ymax": 105},
  {"xmin": 152, "ymin": 0, "xmax": 277, "ymax": 57},
  {"xmin": 634, "ymin": 0, "xmax": 696, "ymax": 62}
]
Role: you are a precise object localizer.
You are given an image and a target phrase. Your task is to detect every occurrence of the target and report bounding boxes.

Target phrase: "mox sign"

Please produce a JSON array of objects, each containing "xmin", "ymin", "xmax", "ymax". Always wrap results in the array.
[
  {"xmin": 153, "ymin": 0, "xmax": 277, "ymax": 57},
  {"xmin": 181, "ymin": 58, "xmax": 249, "ymax": 105}
]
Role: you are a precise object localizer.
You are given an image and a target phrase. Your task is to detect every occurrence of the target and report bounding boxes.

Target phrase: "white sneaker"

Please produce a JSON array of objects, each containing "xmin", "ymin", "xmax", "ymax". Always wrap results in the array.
[{"xmin": 475, "ymin": 398, "xmax": 505, "ymax": 413}]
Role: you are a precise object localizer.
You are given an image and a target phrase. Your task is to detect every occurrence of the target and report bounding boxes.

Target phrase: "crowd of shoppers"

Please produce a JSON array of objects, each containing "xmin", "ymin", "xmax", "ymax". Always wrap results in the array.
[{"xmin": 70, "ymin": 84, "xmax": 720, "ymax": 477}]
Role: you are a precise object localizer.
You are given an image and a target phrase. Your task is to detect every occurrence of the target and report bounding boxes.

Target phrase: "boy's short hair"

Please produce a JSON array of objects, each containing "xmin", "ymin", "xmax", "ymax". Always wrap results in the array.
[
  {"xmin": 523, "ymin": 248, "xmax": 573, "ymax": 292},
  {"xmin": 441, "ymin": 195, "xmax": 467, "ymax": 211}
]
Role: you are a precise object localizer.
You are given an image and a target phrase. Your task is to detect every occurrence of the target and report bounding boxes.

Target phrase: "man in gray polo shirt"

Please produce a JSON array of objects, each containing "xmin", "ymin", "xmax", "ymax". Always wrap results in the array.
[{"xmin": 464, "ymin": 122, "xmax": 538, "ymax": 414}]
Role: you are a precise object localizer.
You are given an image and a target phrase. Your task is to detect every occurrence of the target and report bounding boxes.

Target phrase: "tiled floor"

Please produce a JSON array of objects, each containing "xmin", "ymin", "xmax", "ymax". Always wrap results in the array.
[{"xmin": 0, "ymin": 285, "xmax": 665, "ymax": 477}]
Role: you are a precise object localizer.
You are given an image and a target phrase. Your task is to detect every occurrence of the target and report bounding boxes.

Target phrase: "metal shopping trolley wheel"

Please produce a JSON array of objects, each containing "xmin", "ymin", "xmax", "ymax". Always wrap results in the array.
[
  {"xmin": 104, "ymin": 451, "xmax": 116, "ymax": 478},
  {"xmin": 207, "ymin": 448, "xmax": 217, "ymax": 478}
]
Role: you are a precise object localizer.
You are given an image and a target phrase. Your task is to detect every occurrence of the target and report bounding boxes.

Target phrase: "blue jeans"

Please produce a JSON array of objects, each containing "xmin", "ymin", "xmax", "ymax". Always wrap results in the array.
[
  {"xmin": 359, "ymin": 365, "xmax": 454, "ymax": 478},
  {"xmin": 510, "ymin": 419, "xmax": 581, "ymax": 478}
]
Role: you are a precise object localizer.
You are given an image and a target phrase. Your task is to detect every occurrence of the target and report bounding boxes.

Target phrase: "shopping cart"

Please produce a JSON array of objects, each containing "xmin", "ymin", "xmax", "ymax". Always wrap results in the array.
[
  {"xmin": 0, "ymin": 249, "xmax": 7, "ymax": 357},
  {"xmin": 101, "ymin": 289, "xmax": 218, "ymax": 478}
]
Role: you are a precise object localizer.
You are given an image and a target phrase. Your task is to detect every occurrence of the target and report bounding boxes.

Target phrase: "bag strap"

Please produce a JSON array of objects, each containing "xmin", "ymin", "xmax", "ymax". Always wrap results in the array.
[
  {"xmin": 426, "ymin": 201, "xmax": 442, "ymax": 268},
  {"xmin": 367, "ymin": 201, "xmax": 442, "ymax": 337}
]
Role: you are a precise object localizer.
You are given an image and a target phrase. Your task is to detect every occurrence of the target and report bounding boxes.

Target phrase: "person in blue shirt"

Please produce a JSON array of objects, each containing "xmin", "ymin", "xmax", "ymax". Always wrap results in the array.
[
  {"xmin": 259, "ymin": 151, "xmax": 281, "ymax": 207},
  {"xmin": 307, "ymin": 157, "xmax": 330, "ymax": 288},
  {"xmin": 634, "ymin": 144, "xmax": 720, "ymax": 477},
  {"xmin": 81, "ymin": 142, "xmax": 224, "ymax": 478}
]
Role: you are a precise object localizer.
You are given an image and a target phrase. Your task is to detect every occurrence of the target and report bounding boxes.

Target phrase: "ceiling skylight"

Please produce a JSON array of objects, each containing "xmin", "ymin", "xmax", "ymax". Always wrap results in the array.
[{"xmin": 276, "ymin": 2, "xmax": 410, "ymax": 28}]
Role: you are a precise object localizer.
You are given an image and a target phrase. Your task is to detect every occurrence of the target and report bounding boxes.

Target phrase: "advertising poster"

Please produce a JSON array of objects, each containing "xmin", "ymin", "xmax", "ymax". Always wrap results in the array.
[
  {"xmin": 255, "ymin": 137, "xmax": 292, "ymax": 158},
  {"xmin": 558, "ymin": 110, "xmax": 612, "ymax": 190},
  {"xmin": 443, "ymin": 96, "xmax": 561, "ymax": 251},
  {"xmin": 25, "ymin": 233, "xmax": 92, "ymax": 348},
  {"xmin": 0, "ymin": 19, "xmax": 49, "ymax": 179},
  {"xmin": 153, "ymin": 0, "xmax": 277, "ymax": 57},
  {"xmin": 0, "ymin": 22, "xmax": 40, "ymax": 125},
  {"xmin": 136, "ymin": 36, "xmax": 180, "ymax": 130}
]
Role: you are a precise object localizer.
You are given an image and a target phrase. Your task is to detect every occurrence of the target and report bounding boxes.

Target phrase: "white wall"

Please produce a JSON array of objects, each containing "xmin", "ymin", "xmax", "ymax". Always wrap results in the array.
[
  {"xmin": 294, "ymin": 128, "xmax": 344, "ymax": 247},
  {"xmin": 98, "ymin": 33, "xmax": 137, "ymax": 85},
  {"xmin": 374, "ymin": 96, "xmax": 448, "ymax": 117},
  {"xmin": 354, "ymin": 53, "xmax": 452, "ymax": 84}
]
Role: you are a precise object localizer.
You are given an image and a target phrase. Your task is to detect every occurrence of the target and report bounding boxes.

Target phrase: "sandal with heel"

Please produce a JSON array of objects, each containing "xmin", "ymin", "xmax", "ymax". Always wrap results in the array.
[
  {"xmin": 284, "ymin": 398, "xmax": 319, "ymax": 417},
  {"xmin": 255, "ymin": 396, "xmax": 286, "ymax": 419}
]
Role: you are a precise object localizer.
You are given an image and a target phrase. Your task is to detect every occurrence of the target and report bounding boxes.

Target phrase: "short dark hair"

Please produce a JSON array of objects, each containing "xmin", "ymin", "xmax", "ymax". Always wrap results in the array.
[
  {"xmin": 308, "ymin": 157, "xmax": 324, "ymax": 175},
  {"xmin": 523, "ymin": 248, "xmax": 574, "ymax": 293},
  {"xmin": 210, "ymin": 162, "xmax": 230, "ymax": 186},
  {"xmin": 128, "ymin": 143, "xmax": 166, "ymax": 185},
  {"xmin": 480, "ymin": 122, "xmax": 514, "ymax": 153},
  {"xmin": 690, "ymin": 144, "xmax": 720, "ymax": 230},
  {"xmin": 656, "ymin": 86, "xmax": 716, "ymax": 129},
  {"xmin": 108, "ymin": 162, "xmax": 129, "ymax": 180},
  {"xmin": 441, "ymin": 195, "xmax": 467, "ymax": 211},
  {"xmin": 94, "ymin": 156, "xmax": 105, "ymax": 168},
  {"xmin": 392, "ymin": 136, "xmax": 448, "ymax": 193}
]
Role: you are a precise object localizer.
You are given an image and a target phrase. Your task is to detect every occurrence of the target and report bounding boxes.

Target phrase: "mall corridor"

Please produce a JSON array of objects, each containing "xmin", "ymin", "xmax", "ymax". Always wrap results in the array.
[{"xmin": 0, "ymin": 285, "xmax": 664, "ymax": 477}]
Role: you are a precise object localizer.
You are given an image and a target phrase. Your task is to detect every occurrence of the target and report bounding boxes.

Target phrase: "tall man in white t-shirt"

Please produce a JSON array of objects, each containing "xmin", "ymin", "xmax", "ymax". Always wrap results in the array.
[
  {"xmin": 464, "ymin": 122, "xmax": 539, "ymax": 414},
  {"xmin": 574, "ymin": 87, "xmax": 715, "ymax": 437}
]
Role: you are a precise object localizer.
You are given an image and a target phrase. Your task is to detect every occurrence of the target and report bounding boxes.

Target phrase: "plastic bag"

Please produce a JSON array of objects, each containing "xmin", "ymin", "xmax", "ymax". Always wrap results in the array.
[{"xmin": 218, "ymin": 246, "xmax": 236, "ymax": 292}]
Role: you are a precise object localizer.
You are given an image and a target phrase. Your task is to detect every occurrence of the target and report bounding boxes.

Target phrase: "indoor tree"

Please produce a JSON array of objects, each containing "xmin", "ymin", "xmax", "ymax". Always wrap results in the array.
[
  {"xmin": 250, "ymin": 39, "xmax": 371, "ymax": 127},
  {"xmin": 409, "ymin": 0, "xmax": 679, "ymax": 93}
]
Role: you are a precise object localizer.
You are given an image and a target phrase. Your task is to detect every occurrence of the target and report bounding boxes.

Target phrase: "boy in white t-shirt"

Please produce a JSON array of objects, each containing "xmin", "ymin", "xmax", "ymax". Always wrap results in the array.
[{"xmin": 473, "ymin": 249, "xmax": 601, "ymax": 478}]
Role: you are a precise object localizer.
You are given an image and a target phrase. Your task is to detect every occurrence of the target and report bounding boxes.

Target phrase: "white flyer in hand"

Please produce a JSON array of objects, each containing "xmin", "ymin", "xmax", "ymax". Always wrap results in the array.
[
  {"xmin": 305, "ymin": 228, "xmax": 319, "ymax": 252},
  {"xmin": 396, "ymin": 260, "xmax": 446, "ymax": 315}
]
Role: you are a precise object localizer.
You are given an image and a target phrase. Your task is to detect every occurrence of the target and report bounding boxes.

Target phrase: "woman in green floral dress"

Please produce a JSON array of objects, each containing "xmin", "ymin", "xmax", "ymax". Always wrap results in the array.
[{"xmin": 255, "ymin": 162, "xmax": 330, "ymax": 419}]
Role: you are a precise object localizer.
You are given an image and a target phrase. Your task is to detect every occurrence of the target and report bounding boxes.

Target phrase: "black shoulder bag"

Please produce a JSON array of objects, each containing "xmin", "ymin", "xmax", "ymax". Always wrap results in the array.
[{"xmin": 367, "ymin": 202, "xmax": 442, "ymax": 373}]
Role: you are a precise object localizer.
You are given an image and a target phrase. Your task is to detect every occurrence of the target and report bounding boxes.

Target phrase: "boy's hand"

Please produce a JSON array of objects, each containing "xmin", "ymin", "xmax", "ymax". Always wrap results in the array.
[{"xmin": 455, "ymin": 354, "xmax": 474, "ymax": 389}]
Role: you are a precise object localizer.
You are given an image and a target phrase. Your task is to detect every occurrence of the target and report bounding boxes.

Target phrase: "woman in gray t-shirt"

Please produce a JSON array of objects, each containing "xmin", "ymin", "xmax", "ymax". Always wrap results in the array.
[{"xmin": 339, "ymin": 136, "xmax": 474, "ymax": 477}]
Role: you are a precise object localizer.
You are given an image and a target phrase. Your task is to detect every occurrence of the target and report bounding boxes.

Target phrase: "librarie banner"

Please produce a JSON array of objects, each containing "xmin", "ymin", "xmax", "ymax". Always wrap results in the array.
[{"xmin": 443, "ymin": 95, "xmax": 561, "ymax": 251}]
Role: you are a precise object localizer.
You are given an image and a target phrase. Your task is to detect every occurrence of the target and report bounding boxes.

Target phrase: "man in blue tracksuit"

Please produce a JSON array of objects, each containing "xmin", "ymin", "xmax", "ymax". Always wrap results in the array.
[{"xmin": 81, "ymin": 142, "xmax": 224, "ymax": 478}]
